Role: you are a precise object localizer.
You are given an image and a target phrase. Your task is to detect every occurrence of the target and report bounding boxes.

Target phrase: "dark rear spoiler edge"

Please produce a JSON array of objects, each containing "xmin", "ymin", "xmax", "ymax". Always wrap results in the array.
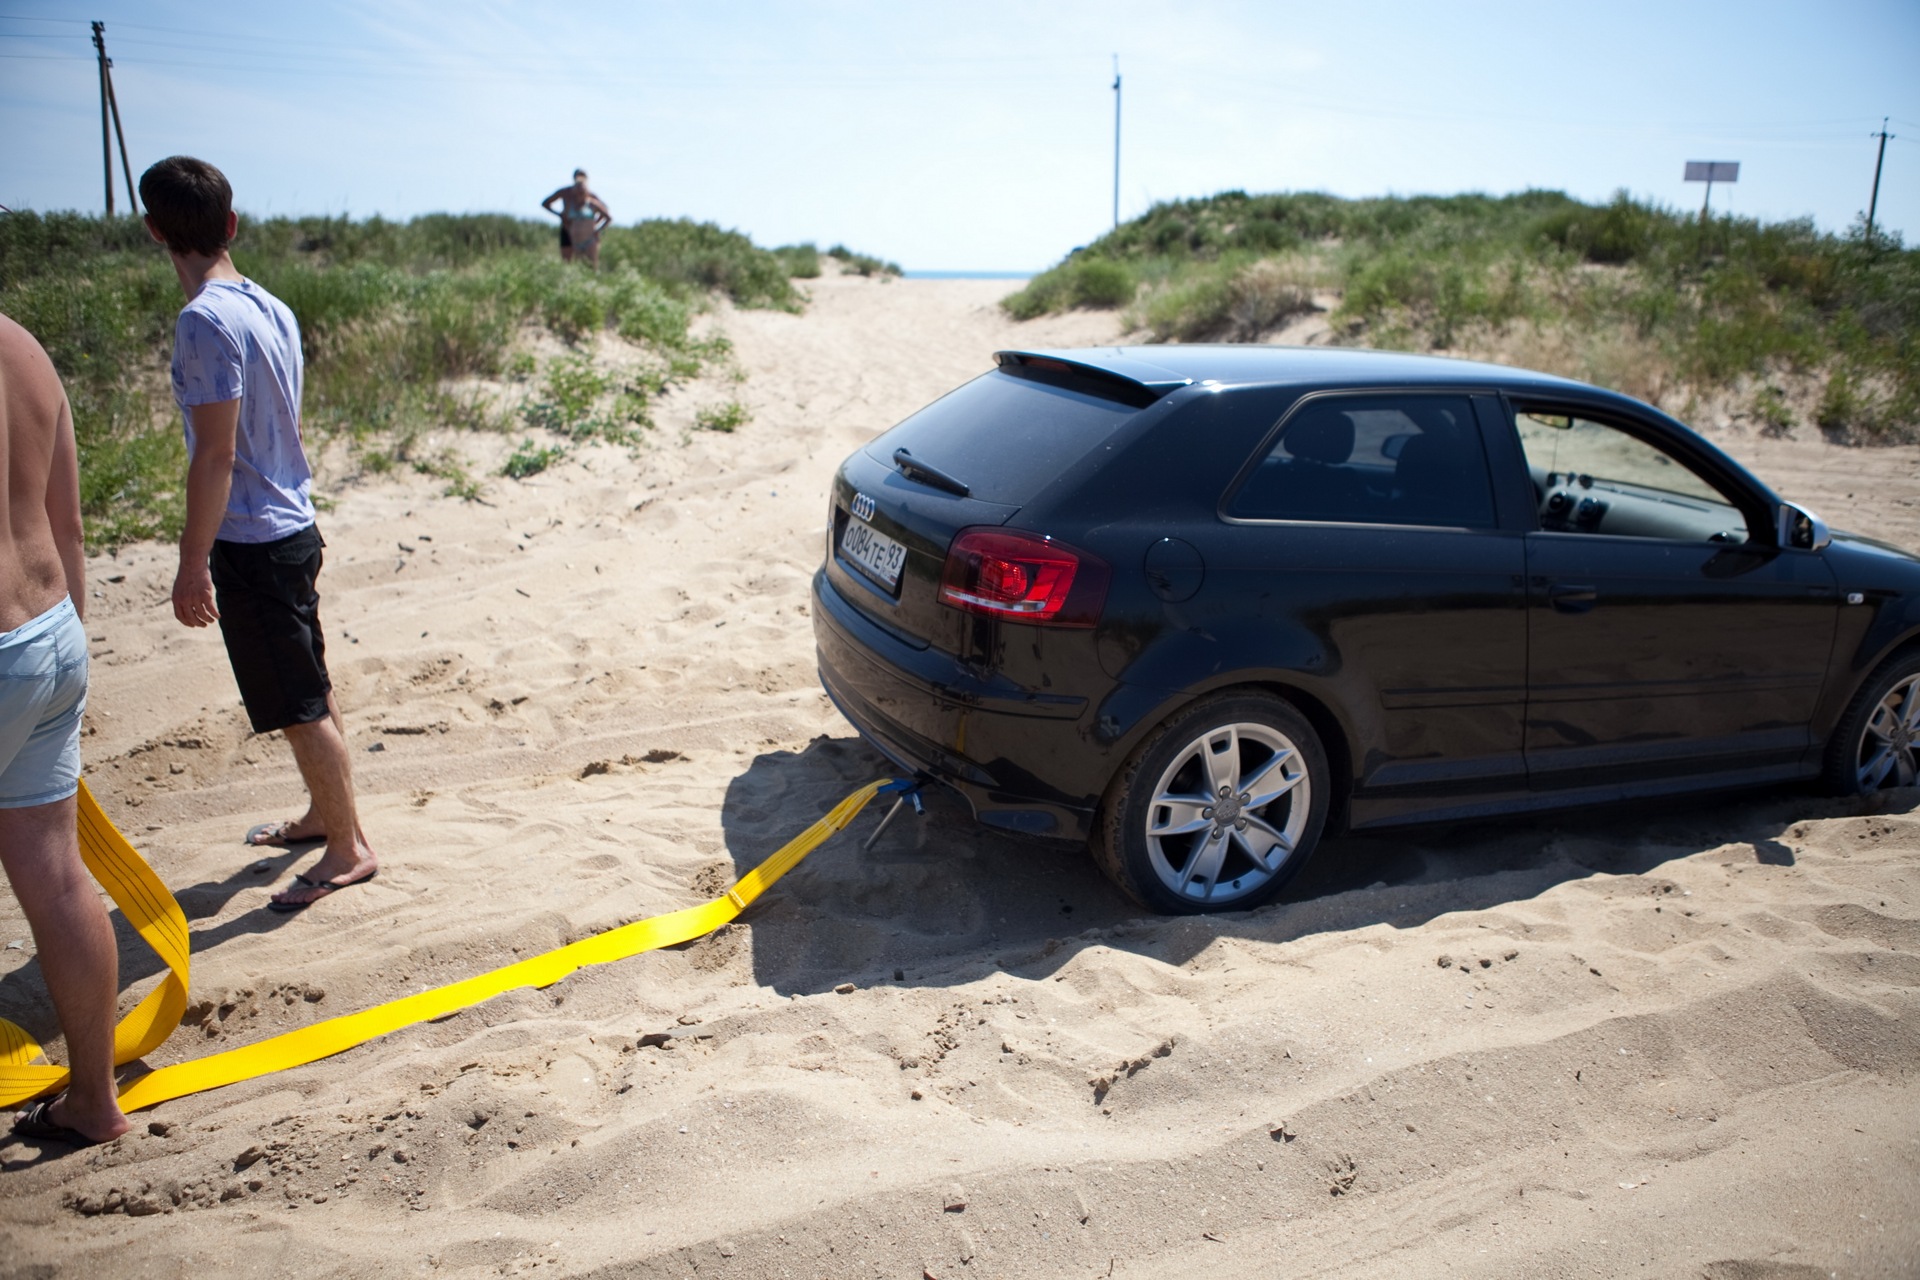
[{"xmin": 993, "ymin": 350, "xmax": 1192, "ymax": 409}]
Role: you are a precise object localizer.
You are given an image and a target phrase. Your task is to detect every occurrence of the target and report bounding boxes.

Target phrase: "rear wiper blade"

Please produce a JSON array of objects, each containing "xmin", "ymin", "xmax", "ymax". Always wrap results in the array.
[{"xmin": 891, "ymin": 448, "xmax": 970, "ymax": 497}]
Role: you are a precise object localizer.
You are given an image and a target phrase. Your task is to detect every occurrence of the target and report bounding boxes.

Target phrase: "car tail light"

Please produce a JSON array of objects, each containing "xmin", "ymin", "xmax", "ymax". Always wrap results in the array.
[{"xmin": 938, "ymin": 528, "xmax": 1109, "ymax": 627}]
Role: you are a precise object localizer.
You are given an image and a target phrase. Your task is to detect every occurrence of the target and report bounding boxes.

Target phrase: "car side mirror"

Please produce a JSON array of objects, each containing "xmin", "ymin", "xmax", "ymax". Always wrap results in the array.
[{"xmin": 1777, "ymin": 501, "xmax": 1830, "ymax": 552}]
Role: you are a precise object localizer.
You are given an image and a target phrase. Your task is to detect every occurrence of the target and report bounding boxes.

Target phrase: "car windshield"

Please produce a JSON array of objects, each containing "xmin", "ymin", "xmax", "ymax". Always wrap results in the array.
[{"xmin": 866, "ymin": 369, "xmax": 1139, "ymax": 506}]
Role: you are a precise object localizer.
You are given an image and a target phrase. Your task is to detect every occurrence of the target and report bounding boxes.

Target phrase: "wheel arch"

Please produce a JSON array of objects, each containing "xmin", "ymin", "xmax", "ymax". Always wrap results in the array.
[
  {"xmin": 1230, "ymin": 679, "xmax": 1356, "ymax": 834},
  {"xmin": 1819, "ymin": 623, "xmax": 1920, "ymax": 749},
  {"xmin": 1820, "ymin": 634, "xmax": 1920, "ymax": 794},
  {"xmin": 1093, "ymin": 676, "xmax": 1359, "ymax": 835}
]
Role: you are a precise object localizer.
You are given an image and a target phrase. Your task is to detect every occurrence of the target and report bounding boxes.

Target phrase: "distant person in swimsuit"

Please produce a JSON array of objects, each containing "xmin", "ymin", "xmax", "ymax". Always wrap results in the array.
[{"xmin": 542, "ymin": 169, "xmax": 611, "ymax": 266}]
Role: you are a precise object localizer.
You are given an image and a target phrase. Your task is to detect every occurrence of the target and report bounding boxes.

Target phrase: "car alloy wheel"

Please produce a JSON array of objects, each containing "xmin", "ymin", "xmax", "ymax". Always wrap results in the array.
[
  {"xmin": 1144, "ymin": 721, "xmax": 1311, "ymax": 905},
  {"xmin": 1824, "ymin": 650, "xmax": 1920, "ymax": 797},
  {"xmin": 1856, "ymin": 672, "xmax": 1920, "ymax": 790},
  {"xmin": 1095, "ymin": 693, "xmax": 1329, "ymax": 914}
]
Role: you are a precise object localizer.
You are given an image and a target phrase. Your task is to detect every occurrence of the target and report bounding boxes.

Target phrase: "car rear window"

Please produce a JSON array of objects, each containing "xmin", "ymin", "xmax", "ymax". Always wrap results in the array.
[
  {"xmin": 1228, "ymin": 393, "xmax": 1498, "ymax": 529},
  {"xmin": 865, "ymin": 368, "xmax": 1140, "ymax": 506}
]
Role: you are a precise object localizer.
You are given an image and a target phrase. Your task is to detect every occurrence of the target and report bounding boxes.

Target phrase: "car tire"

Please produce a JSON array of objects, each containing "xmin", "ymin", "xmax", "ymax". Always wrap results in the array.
[
  {"xmin": 1093, "ymin": 692, "xmax": 1330, "ymax": 914},
  {"xmin": 1823, "ymin": 648, "xmax": 1920, "ymax": 796}
]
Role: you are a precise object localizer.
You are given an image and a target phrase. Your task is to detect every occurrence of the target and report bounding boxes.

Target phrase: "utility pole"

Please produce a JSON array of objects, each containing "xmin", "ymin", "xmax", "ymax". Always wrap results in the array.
[
  {"xmin": 1111, "ymin": 56, "xmax": 1122, "ymax": 230},
  {"xmin": 89, "ymin": 21, "xmax": 138, "ymax": 217},
  {"xmin": 92, "ymin": 21, "xmax": 112, "ymax": 214},
  {"xmin": 1866, "ymin": 117, "xmax": 1893, "ymax": 243}
]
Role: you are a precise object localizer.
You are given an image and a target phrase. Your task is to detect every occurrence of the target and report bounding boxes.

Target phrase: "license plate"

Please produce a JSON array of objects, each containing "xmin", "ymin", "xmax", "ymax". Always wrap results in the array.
[{"xmin": 841, "ymin": 516, "xmax": 907, "ymax": 592}]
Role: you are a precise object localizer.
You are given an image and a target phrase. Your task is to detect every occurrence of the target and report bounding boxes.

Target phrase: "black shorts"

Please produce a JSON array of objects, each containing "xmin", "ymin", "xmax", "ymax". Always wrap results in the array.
[{"xmin": 209, "ymin": 524, "xmax": 333, "ymax": 734}]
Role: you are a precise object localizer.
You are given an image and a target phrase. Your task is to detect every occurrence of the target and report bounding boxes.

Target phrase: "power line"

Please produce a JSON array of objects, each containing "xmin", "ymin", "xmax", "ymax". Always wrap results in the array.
[
  {"xmin": 0, "ymin": 20, "xmax": 1084, "ymax": 68},
  {"xmin": 0, "ymin": 22, "xmax": 1906, "ymax": 159}
]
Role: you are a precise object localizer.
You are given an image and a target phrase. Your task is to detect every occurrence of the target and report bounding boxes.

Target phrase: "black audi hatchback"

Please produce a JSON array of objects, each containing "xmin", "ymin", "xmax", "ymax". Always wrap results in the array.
[{"xmin": 813, "ymin": 346, "xmax": 1920, "ymax": 914}]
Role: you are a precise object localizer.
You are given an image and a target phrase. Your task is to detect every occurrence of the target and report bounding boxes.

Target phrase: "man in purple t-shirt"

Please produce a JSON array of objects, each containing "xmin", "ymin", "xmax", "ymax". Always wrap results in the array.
[{"xmin": 140, "ymin": 156, "xmax": 379, "ymax": 912}]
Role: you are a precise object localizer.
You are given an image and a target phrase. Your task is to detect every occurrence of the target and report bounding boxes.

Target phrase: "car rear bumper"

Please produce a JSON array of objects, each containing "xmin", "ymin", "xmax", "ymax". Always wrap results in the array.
[{"xmin": 812, "ymin": 569, "xmax": 1098, "ymax": 841}]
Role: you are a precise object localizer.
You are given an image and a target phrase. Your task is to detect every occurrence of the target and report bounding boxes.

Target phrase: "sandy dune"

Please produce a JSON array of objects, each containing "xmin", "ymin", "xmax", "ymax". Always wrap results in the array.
[{"xmin": 2, "ymin": 273, "xmax": 1917, "ymax": 1278}]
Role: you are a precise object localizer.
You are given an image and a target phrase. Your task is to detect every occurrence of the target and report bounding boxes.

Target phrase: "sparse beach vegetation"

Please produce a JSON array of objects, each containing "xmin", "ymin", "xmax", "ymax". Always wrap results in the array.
[
  {"xmin": 772, "ymin": 241, "xmax": 901, "ymax": 279},
  {"xmin": 0, "ymin": 211, "xmax": 802, "ymax": 547},
  {"xmin": 1000, "ymin": 254, "xmax": 1139, "ymax": 318},
  {"xmin": 500, "ymin": 437, "xmax": 566, "ymax": 480},
  {"xmin": 825, "ymin": 244, "xmax": 903, "ymax": 278},
  {"xmin": 773, "ymin": 242, "xmax": 822, "ymax": 278},
  {"xmin": 1004, "ymin": 190, "xmax": 1918, "ymax": 441},
  {"xmin": 693, "ymin": 400, "xmax": 751, "ymax": 433}
]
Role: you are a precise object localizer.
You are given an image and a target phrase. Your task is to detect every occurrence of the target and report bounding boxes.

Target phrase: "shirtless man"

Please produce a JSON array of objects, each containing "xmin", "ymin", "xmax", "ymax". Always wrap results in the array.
[
  {"xmin": 0, "ymin": 314, "xmax": 130, "ymax": 1147},
  {"xmin": 541, "ymin": 169, "xmax": 611, "ymax": 266}
]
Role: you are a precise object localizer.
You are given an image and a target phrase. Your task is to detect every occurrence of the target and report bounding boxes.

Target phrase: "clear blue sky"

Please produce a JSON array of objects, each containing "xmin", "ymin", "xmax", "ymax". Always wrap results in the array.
[{"xmin": 3, "ymin": 1, "xmax": 1916, "ymax": 269}]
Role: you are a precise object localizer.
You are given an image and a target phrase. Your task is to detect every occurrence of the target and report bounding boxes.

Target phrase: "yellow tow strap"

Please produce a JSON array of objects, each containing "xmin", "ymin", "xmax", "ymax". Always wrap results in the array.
[{"xmin": 0, "ymin": 776, "xmax": 894, "ymax": 1113}]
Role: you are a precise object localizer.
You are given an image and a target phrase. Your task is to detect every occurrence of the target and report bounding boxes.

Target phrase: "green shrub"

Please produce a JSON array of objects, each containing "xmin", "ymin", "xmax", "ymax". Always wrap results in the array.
[
  {"xmin": 694, "ymin": 401, "xmax": 750, "ymax": 433},
  {"xmin": 2, "ymin": 209, "xmax": 799, "ymax": 546},
  {"xmin": 538, "ymin": 356, "xmax": 609, "ymax": 429},
  {"xmin": 825, "ymin": 244, "xmax": 902, "ymax": 277},
  {"xmin": 774, "ymin": 243, "xmax": 822, "ymax": 278},
  {"xmin": 518, "ymin": 355, "xmax": 651, "ymax": 442},
  {"xmin": 600, "ymin": 219, "xmax": 800, "ymax": 310},
  {"xmin": 1003, "ymin": 255, "xmax": 1139, "ymax": 318},
  {"xmin": 1004, "ymin": 188, "xmax": 1917, "ymax": 441},
  {"xmin": 1067, "ymin": 257, "xmax": 1137, "ymax": 307},
  {"xmin": 1136, "ymin": 256, "xmax": 1319, "ymax": 341},
  {"xmin": 1535, "ymin": 192, "xmax": 1661, "ymax": 265},
  {"xmin": 1749, "ymin": 385, "xmax": 1794, "ymax": 435},
  {"xmin": 608, "ymin": 275, "xmax": 694, "ymax": 348},
  {"xmin": 1811, "ymin": 365, "xmax": 1909, "ymax": 443},
  {"xmin": 502, "ymin": 438, "xmax": 566, "ymax": 479}
]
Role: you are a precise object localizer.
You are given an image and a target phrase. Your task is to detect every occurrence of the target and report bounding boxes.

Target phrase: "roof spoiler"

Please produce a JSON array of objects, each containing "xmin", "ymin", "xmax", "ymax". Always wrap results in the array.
[{"xmin": 993, "ymin": 349, "xmax": 1193, "ymax": 408}]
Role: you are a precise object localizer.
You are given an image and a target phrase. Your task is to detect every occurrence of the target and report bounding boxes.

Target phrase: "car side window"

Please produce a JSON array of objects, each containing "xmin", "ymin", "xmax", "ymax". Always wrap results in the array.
[
  {"xmin": 1513, "ymin": 411, "xmax": 1750, "ymax": 544},
  {"xmin": 1228, "ymin": 394, "xmax": 1497, "ymax": 528}
]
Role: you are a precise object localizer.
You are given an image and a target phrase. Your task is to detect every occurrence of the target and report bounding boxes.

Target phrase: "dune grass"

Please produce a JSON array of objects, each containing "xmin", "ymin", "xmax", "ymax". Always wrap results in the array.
[
  {"xmin": 693, "ymin": 400, "xmax": 752, "ymax": 433},
  {"xmin": 768, "ymin": 241, "xmax": 901, "ymax": 280},
  {"xmin": 0, "ymin": 211, "xmax": 801, "ymax": 547},
  {"xmin": 772, "ymin": 243, "xmax": 822, "ymax": 278},
  {"xmin": 1004, "ymin": 190, "xmax": 1919, "ymax": 442},
  {"xmin": 825, "ymin": 244, "xmax": 902, "ymax": 278}
]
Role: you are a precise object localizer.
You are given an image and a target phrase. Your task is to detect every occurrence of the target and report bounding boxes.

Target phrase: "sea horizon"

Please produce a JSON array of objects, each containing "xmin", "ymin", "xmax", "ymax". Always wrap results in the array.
[{"xmin": 902, "ymin": 270, "xmax": 1034, "ymax": 280}]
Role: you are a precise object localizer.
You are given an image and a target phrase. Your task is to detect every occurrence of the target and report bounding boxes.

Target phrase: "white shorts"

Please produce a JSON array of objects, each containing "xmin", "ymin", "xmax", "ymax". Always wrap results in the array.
[{"xmin": 0, "ymin": 596, "xmax": 87, "ymax": 809}]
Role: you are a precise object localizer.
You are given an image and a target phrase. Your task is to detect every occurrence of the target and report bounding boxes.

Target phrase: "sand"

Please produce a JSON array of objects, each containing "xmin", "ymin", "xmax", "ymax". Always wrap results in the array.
[{"xmin": 1, "ymin": 272, "xmax": 1917, "ymax": 1278}]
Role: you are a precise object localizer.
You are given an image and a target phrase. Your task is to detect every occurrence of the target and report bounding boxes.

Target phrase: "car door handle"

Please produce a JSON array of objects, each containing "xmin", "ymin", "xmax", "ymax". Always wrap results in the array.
[{"xmin": 1547, "ymin": 584, "xmax": 1597, "ymax": 613}]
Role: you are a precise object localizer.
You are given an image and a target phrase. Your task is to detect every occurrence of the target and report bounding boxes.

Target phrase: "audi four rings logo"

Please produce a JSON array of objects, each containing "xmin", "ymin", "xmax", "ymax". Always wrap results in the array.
[{"xmin": 851, "ymin": 492, "xmax": 876, "ymax": 521}]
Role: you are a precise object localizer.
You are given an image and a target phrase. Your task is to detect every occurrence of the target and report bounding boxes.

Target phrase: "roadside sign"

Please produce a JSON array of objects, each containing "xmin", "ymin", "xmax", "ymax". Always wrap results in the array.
[
  {"xmin": 1684, "ymin": 160, "xmax": 1740, "ymax": 220},
  {"xmin": 1684, "ymin": 161, "xmax": 1740, "ymax": 183}
]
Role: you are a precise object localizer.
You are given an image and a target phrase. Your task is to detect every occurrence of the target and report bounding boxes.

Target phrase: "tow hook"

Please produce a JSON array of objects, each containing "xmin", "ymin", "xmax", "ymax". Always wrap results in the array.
[{"xmin": 863, "ymin": 776, "xmax": 929, "ymax": 852}]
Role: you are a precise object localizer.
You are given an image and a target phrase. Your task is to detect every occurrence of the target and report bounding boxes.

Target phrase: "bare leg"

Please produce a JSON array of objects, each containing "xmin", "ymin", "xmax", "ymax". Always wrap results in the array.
[
  {"xmin": 264, "ymin": 691, "xmax": 352, "ymax": 844},
  {"xmin": 0, "ymin": 795, "xmax": 130, "ymax": 1142},
  {"xmin": 271, "ymin": 710, "xmax": 377, "ymax": 907}
]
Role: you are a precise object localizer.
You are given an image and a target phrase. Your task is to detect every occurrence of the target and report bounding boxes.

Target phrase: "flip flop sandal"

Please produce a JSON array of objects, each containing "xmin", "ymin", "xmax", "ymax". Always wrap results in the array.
[
  {"xmin": 245, "ymin": 821, "xmax": 325, "ymax": 848},
  {"xmin": 10, "ymin": 1098, "xmax": 102, "ymax": 1148},
  {"xmin": 268, "ymin": 868, "xmax": 378, "ymax": 914}
]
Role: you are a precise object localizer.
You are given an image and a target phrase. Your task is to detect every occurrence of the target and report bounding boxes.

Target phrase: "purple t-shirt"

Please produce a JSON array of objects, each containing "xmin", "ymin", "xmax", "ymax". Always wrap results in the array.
[{"xmin": 170, "ymin": 278, "xmax": 314, "ymax": 544}]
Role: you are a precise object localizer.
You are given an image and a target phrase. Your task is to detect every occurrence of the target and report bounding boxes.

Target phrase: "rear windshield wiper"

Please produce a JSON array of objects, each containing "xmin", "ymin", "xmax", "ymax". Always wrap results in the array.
[{"xmin": 892, "ymin": 448, "xmax": 970, "ymax": 497}]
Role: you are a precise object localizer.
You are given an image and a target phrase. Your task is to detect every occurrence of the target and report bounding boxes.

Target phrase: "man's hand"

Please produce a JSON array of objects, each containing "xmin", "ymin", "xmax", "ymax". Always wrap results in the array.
[{"xmin": 173, "ymin": 558, "xmax": 219, "ymax": 627}]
